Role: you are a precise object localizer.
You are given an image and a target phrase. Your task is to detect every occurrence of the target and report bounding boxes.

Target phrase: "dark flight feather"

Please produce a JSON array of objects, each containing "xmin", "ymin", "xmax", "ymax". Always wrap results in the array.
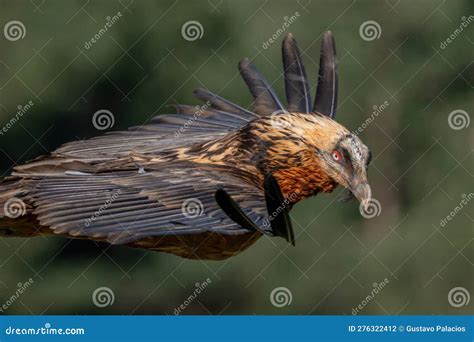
[
  {"xmin": 215, "ymin": 188, "xmax": 260, "ymax": 232},
  {"xmin": 313, "ymin": 31, "xmax": 338, "ymax": 118},
  {"xmin": 282, "ymin": 33, "xmax": 312, "ymax": 113},
  {"xmin": 263, "ymin": 175, "xmax": 295, "ymax": 246},
  {"xmin": 238, "ymin": 58, "xmax": 286, "ymax": 115},
  {"xmin": 193, "ymin": 88, "xmax": 259, "ymax": 120}
]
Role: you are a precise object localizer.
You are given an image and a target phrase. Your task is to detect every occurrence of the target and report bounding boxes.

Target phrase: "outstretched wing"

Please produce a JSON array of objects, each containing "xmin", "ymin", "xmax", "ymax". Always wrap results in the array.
[{"xmin": 23, "ymin": 163, "xmax": 273, "ymax": 245}]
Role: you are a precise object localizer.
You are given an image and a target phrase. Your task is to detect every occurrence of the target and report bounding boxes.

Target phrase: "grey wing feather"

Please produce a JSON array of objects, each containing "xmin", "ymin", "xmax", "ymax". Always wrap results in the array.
[
  {"xmin": 193, "ymin": 88, "xmax": 259, "ymax": 120},
  {"xmin": 24, "ymin": 167, "xmax": 273, "ymax": 244}
]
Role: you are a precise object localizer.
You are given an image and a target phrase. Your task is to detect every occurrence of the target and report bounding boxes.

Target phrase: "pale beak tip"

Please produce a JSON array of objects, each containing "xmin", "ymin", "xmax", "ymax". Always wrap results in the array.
[
  {"xmin": 353, "ymin": 183, "xmax": 372, "ymax": 208},
  {"xmin": 361, "ymin": 198, "xmax": 371, "ymax": 211}
]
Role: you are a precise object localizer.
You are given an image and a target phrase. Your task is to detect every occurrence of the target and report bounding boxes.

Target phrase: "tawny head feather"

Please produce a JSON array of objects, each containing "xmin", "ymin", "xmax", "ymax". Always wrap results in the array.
[{"xmin": 247, "ymin": 112, "xmax": 372, "ymax": 205}]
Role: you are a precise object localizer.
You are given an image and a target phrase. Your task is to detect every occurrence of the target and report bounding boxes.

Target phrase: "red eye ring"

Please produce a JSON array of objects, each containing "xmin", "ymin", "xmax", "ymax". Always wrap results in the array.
[{"xmin": 331, "ymin": 150, "xmax": 342, "ymax": 162}]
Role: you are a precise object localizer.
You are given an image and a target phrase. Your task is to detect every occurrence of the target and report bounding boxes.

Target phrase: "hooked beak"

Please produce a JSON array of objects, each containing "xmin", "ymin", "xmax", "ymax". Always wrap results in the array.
[{"xmin": 349, "ymin": 174, "xmax": 372, "ymax": 210}]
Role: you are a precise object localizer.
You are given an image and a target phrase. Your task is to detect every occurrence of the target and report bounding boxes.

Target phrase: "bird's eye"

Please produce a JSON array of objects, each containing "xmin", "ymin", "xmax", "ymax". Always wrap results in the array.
[{"xmin": 331, "ymin": 150, "xmax": 342, "ymax": 162}]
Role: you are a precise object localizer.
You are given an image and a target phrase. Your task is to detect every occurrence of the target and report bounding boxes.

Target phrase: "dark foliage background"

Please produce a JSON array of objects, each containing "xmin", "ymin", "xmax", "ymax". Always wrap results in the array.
[{"xmin": 0, "ymin": 0, "xmax": 472, "ymax": 315}]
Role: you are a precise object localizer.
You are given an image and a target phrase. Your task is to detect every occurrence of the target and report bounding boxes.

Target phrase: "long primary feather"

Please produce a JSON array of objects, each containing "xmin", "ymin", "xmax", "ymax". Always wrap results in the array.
[
  {"xmin": 313, "ymin": 31, "xmax": 338, "ymax": 118},
  {"xmin": 282, "ymin": 33, "xmax": 312, "ymax": 113},
  {"xmin": 238, "ymin": 58, "xmax": 286, "ymax": 116}
]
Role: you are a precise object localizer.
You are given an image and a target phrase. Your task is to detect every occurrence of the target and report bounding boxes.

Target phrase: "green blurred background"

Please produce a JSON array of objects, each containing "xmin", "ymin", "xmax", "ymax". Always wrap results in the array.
[{"xmin": 0, "ymin": 0, "xmax": 472, "ymax": 315}]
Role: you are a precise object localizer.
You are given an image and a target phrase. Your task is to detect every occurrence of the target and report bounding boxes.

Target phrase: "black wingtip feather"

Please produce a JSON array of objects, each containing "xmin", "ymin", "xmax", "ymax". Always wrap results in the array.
[
  {"xmin": 215, "ymin": 188, "xmax": 259, "ymax": 231},
  {"xmin": 313, "ymin": 31, "xmax": 338, "ymax": 119},
  {"xmin": 263, "ymin": 175, "xmax": 295, "ymax": 246}
]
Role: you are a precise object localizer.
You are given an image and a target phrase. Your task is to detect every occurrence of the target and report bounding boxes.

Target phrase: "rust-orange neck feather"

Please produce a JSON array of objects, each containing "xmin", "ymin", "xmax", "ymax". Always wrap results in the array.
[{"xmin": 272, "ymin": 151, "xmax": 338, "ymax": 204}]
